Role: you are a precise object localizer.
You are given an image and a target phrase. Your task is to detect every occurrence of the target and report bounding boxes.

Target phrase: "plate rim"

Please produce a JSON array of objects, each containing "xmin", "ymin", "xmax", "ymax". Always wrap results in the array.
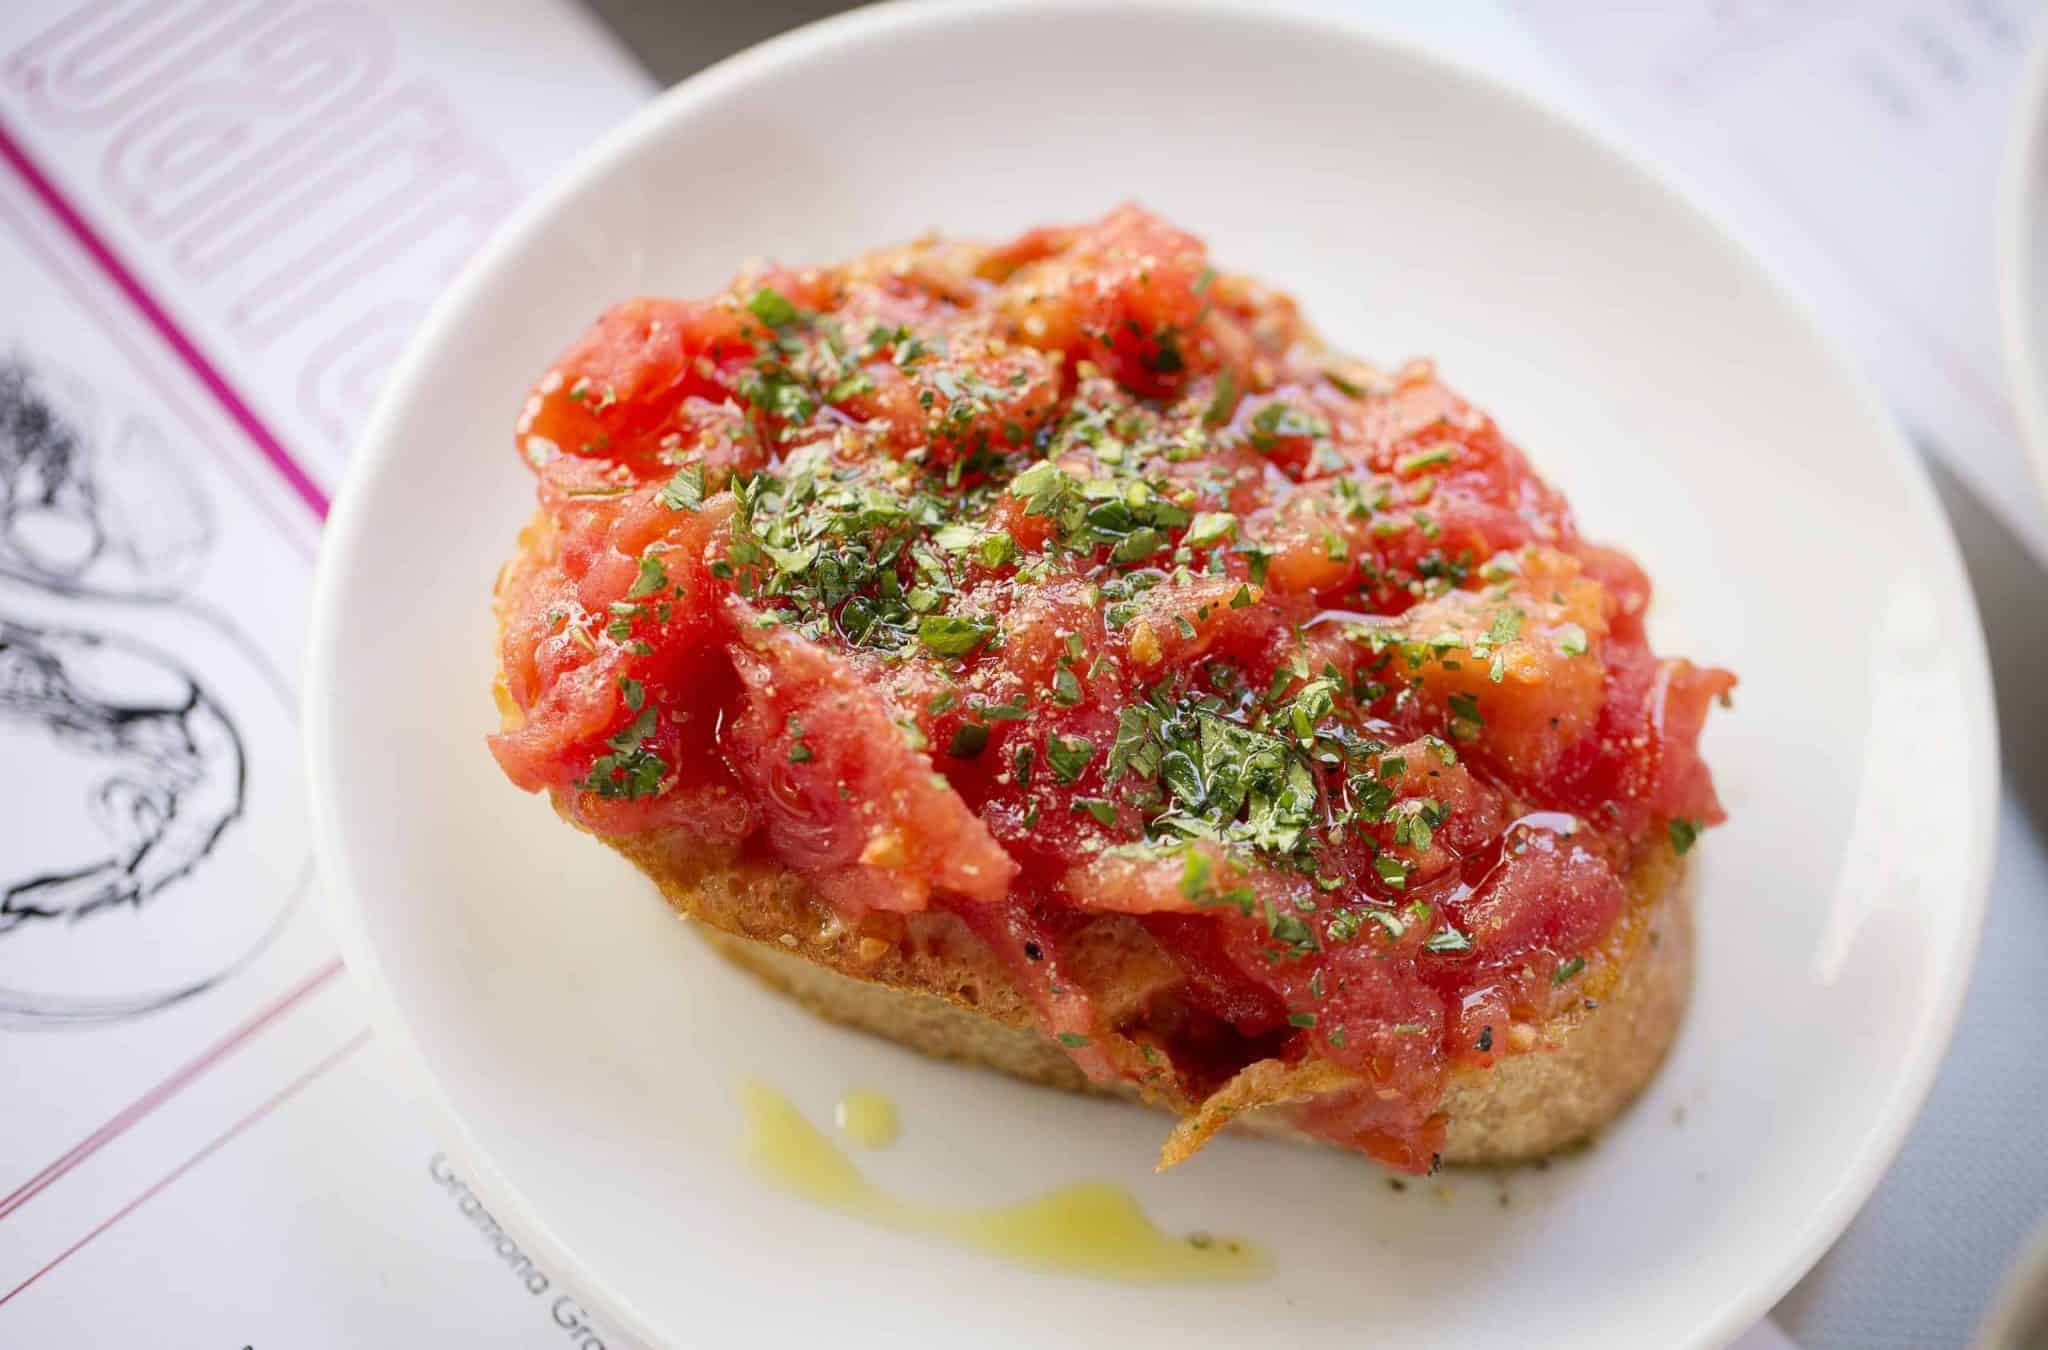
[
  {"xmin": 304, "ymin": 3, "xmax": 2001, "ymax": 1346},
  {"xmin": 1997, "ymin": 19, "xmax": 2048, "ymax": 517}
]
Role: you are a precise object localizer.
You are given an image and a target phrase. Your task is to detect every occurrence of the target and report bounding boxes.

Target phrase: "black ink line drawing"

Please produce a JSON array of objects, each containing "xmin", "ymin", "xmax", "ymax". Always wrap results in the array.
[
  {"xmin": 0, "ymin": 348, "xmax": 304, "ymax": 1027},
  {"xmin": 0, "ymin": 350, "xmax": 213, "ymax": 601},
  {"xmin": 0, "ymin": 618, "xmax": 245, "ymax": 931},
  {"xmin": 0, "ymin": 596, "xmax": 311, "ymax": 1029}
]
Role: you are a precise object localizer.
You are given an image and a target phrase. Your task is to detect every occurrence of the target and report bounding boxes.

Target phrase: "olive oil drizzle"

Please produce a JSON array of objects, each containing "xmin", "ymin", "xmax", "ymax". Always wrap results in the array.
[
  {"xmin": 739, "ymin": 1080, "xmax": 1265, "ymax": 1282},
  {"xmin": 833, "ymin": 1088, "xmax": 900, "ymax": 1148}
]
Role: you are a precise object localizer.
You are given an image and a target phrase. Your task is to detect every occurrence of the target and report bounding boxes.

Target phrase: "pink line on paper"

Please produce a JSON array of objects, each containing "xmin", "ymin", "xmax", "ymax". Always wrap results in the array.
[
  {"xmin": 0, "ymin": 957, "xmax": 345, "ymax": 1225},
  {"xmin": 0, "ymin": 115, "xmax": 330, "ymax": 518},
  {"xmin": 0, "ymin": 188, "xmax": 318, "ymax": 559},
  {"xmin": 0, "ymin": 1027, "xmax": 373, "ymax": 1309}
]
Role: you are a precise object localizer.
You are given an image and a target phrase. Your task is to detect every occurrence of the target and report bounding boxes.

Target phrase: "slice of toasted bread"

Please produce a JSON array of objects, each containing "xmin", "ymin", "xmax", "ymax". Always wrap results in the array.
[
  {"xmin": 598, "ymin": 822, "xmax": 1690, "ymax": 1168},
  {"xmin": 498, "ymin": 509, "xmax": 1692, "ymax": 1170}
]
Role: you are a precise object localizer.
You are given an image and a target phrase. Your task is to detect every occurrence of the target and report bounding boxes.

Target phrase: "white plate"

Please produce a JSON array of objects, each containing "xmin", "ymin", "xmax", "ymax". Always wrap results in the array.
[
  {"xmin": 305, "ymin": 4, "xmax": 1999, "ymax": 1347},
  {"xmin": 1999, "ymin": 22, "xmax": 2048, "ymax": 512}
]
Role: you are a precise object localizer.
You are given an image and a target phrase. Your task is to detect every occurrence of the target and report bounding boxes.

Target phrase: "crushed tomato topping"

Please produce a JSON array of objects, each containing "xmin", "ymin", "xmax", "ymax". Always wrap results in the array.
[{"xmin": 489, "ymin": 205, "xmax": 1735, "ymax": 1174}]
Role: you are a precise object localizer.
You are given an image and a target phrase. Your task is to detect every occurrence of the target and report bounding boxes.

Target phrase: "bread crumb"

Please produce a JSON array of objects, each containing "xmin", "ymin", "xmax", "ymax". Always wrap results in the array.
[
  {"xmin": 1128, "ymin": 620, "xmax": 1162, "ymax": 668},
  {"xmin": 860, "ymin": 829, "xmax": 909, "ymax": 868}
]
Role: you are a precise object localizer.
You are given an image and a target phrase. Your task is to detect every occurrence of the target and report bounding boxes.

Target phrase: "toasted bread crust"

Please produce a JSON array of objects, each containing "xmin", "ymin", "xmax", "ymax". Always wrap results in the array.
[{"xmin": 602, "ymin": 824, "xmax": 1690, "ymax": 1167}]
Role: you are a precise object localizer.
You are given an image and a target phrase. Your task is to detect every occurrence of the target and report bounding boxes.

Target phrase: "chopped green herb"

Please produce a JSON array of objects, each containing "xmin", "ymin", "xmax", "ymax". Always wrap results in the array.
[
  {"xmin": 917, "ymin": 614, "xmax": 995, "ymax": 657},
  {"xmin": 1397, "ymin": 444, "xmax": 1456, "ymax": 476},
  {"xmin": 826, "ymin": 371, "xmax": 873, "ymax": 403},
  {"xmin": 658, "ymin": 465, "xmax": 705, "ymax": 512},
  {"xmin": 745, "ymin": 286, "xmax": 800, "ymax": 329},
  {"xmin": 734, "ymin": 366, "xmax": 816, "ymax": 424},
  {"xmin": 1268, "ymin": 909, "xmax": 1316, "ymax": 948},
  {"xmin": 1248, "ymin": 399, "xmax": 1328, "ymax": 450},
  {"xmin": 1367, "ymin": 908, "xmax": 1407, "ymax": 938},
  {"xmin": 1184, "ymin": 511, "xmax": 1237, "ymax": 548},
  {"xmin": 576, "ymin": 706, "xmax": 667, "ymax": 800},
  {"xmin": 1110, "ymin": 526, "xmax": 1166, "ymax": 564},
  {"xmin": 1074, "ymin": 797, "xmax": 1118, "ymax": 826},
  {"xmin": 1423, "ymin": 926, "xmax": 1473, "ymax": 953},
  {"xmin": 626, "ymin": 553, "xmax": 669, "ymax": 600},
  {"xmin": 1052, "ymin": 665, "xmax": 1082, "ymax": 706},
  {"xmin": 1045, "ymin": 732, "xmax": 1096, "ymax": 784},
  {"xmin": 1203, "ymin": 369, "xmax": 1238, "ymax": 427}
]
